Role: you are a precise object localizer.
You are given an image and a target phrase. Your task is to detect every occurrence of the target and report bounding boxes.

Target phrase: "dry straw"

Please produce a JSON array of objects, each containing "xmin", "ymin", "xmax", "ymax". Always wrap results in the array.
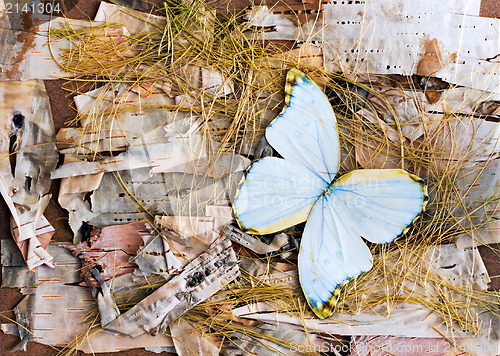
[{"xmin": 48, "ymin": 0, "xmax": 500, "ymax": 353}]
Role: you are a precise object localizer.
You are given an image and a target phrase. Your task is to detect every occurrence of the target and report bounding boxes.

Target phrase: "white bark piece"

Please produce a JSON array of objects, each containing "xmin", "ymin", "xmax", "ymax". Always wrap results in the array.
[
  {"xmin": 57, "ymin": 104, "xmax": 246, "ymax": 237},
  {"xmin": 368, "ymin": 89, "xmax": 428, "ymax": 141},
  {"xmin": 0, "ymin": 1, "xmax": 110, "ymax": 80},
  {"xmin": 53, "ymin": 134, "xmax": 250, "ymax": 179},
  {"xmin": 246, "ymin": 2, "xmax": 500, "ymax": 94},
  {"xmin": 107, "ymin": 273, "xmax": 168, "ymax": 310},
  {"xmin": 1, "ymin": 240, "xmax": 174, "ymax": 353},
  {"xmin": 237, "ymin": 307, "xmax": 499, "ymax": 356},
  {"xmin": 11, "ymin": 212, "xmax": 55, "ymax": 270},
  {"xmin": 11, "ymin": 282, "xmax": 174, "ymax": 353},
  {"xmin": 429, "ymin": 88, "xmax": 500, "ymax": 164},
  {"xmin": 134, "ymin": 230, "xmax": 170, "ymax": 278},
  {"xmin": 170, "ymin": 319, "xmax": 219, "ymax": 356},
  {"xmin": 452, "ymin": 159, "xmax": 500, "ymax": 226},
  {"xmin": 64, "ymin": 84, "xmax": 174, "ymax": 155},
  {"xmin": 58, "ymin": 172, "xmax": 103, "ymax": 242},
  {"xmin": 86, "ymin": 267, "xmax": 121, "ymax": 327},
  {"xmin": 0, "ymin": 80, "xmax": 58, "ymax": 270},
  {"xmin": 1, "ymin": 240, "xmax": 80, "ymax": 289},
  {"xmin": 156, "ymin": 207, "xmax": 232, "ymax": 245},
  {"xmin": 148, "ymin": 206, "xmax": 233, "ymax": 275},
  {"xmin": 222, "ymin": 323, "xmax": 325, "ymax": 356},
  {"xmin": 94, "ymin": 1, "xmax": 166, "ymax": 35},
  {"xmin": 75, "ymin": 84, "xmax": 174, "ymax": 131},
  {"xmin": 76, "ymin": 167, "xmax": 240, "ymax": 231},
  {"xmin": 223, "ymin": 225, "xmax": 289, "ymax": 254},
  {"xmin": 427, "ymin": 117, "xmax": 500, "ymax": 167},
  {"xmin": 78, "ymin": 331, "xmax": 174, "ymax": 354},
  {"xmin": 169, "ymin": 65, "xmax": 233, "ymax": 99},
  {"xmin": 455, "ymin": 220, "xmax": 500, "ymax": 248},
  {"xmin": 244, "ymin": 5, "xmax": 323, "ymax": 43},
  {"xmin": 0, "ymin": 10, "xmax": 68, "ymax": 79},
  {"xmin": 201, "ymin": 68, "xmax": 234, "ymax": 97},
  {"xmin": 355, "ymin": 85, "xmax": 500, "ymax": 171},
  {"xmin": 452, "ymin": 158, "xmax": 500, "ymax": 247},
  {"xmin": 105, "ymin": 237, "xmax": 239, "ymax": 337},
  {"xmin": 57, "ymin": 128, "xmax": 132, "ymax": 155},
  {"xmin": 55, "ymin": 116, "xmax": 246, "ymax": 236}
]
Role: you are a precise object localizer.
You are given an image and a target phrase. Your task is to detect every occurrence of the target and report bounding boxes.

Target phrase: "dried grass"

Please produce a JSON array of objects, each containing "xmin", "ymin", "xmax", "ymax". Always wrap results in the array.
[{"xmin": 48, "ymin": 0, "xmax": 500, "ymax": 354}]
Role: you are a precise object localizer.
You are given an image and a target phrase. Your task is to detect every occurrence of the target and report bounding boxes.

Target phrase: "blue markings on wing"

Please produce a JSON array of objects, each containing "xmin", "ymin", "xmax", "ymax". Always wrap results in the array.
[
  {"xmin": 298, "ymin": 169, "xmax": 426, "ymax": 318},
  {"xmin": 299, "ymin": 194, "xmax": 373, "ymax": 314},
  {"xmin": 266, "ymin": 76, "xmax": 340, "ymax": 184},
  {"xmin": 234, "ymin": 156, "xmax": 327, "ymax": 234},
  {"xmin": 233, "ymin": 70, "xmax": 427, "ymax": 320},
  {"xmin": 329, "ymin": 169, "xmax": 426, "ymax": 244}
]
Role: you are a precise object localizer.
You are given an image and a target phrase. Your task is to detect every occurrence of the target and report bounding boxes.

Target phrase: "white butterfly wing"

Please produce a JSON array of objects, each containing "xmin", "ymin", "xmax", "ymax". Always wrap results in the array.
[
  {"xmin": 234, "ymin": 69, "xmax": 428, "ymax": 319},
  {"xmin": 298, "ymin": 194, "xmax": 373, "ymax": 319},
  {"xmin": 299, "ymin": 169, "xmax": 427, "ymax": 318},
  {"xmin": 234, "ymin": 156, "xmax": 327, "ymax": 234},
  {"xmin": 266, "ymin": 69, "xmax": 339, "ymax": 184},
  {"xmin": 330, "ymin": 169, "xmax": 427, "ymax": 244}
]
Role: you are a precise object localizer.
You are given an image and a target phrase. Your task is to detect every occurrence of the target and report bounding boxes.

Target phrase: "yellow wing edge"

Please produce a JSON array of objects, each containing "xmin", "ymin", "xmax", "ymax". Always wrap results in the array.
[
  {"xmin": 306, "ymin": 280, "xmax": 350, "ymax": 319},
  {"xmin": 284, "ymin": 68, "xmax": 310, "ymax": 105},
  {"xmin": 309, "ymin": 169, "xmax": 428, "ymax": 319},
  {"xmin": 232, "ymin": 159, "xmax": 315, "ymax": 235},
  {"xmin": 332, "ymin": 168, "xmax": 429, "ymax": 213}
]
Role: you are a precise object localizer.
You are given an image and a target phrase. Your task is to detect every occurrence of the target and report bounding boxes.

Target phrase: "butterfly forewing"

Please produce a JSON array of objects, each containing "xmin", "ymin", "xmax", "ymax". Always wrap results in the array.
[
  {"xmin": 234, "ymin": 157, "xmax": 327, "ymax": 234},
  {"xmin": 266, "ymin": 69, "xmax": 340, "ymax": 184}
]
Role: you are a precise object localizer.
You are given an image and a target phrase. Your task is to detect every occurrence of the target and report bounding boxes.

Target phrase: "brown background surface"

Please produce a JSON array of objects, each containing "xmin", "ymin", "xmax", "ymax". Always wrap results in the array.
[{"xmin": 1, "ymin": 0, "xmax": 500, "ymax": 355}]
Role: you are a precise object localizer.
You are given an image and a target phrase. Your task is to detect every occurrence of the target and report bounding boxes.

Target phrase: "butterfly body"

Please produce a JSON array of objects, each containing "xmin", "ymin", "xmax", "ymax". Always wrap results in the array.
[{"xmin": 234, "ymin": 69, "xmax": 427, "ymax": 319}]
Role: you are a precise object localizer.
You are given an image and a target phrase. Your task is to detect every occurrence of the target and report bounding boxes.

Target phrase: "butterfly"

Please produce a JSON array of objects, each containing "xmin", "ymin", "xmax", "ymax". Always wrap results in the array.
[{"xmin": 233, "ymin": 69, "xmax": 428, "ymax": 319}]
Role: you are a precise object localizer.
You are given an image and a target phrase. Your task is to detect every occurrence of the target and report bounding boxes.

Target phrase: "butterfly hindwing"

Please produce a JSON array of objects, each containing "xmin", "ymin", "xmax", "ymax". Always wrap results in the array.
[
  {"xmin": 266, "ymin": 69, "xmax": 340, "ymax": 184},
  {"xmin": 298, "ymin": 194, "xmax": 373, "ymax": 319},
  {"xmin": 299, "ymin": 169, "xmax": 427, "ymax": 319},
  {"xmin": 234, "ymin": 156, "xmax": 327, "ymax": 234}
]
